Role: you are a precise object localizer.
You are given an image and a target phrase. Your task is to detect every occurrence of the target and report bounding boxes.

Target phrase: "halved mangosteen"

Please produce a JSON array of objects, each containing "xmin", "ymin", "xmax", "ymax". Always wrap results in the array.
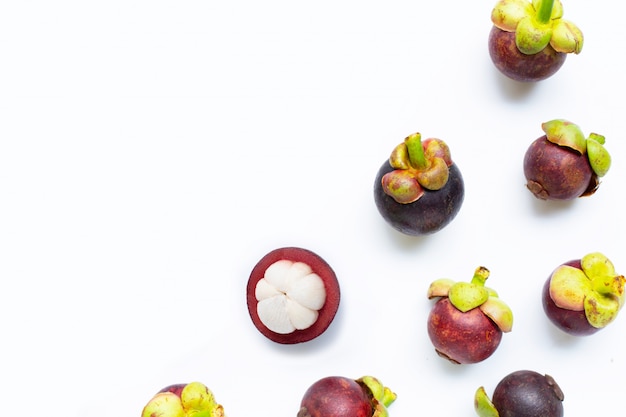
[{"xmin": 246, "ymin": 247, "xmax": 340, "ymax": 344}]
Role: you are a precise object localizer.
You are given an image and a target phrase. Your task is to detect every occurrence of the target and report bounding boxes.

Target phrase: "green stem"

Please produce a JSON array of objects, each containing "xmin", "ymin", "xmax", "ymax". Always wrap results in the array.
[
  {"xmin": 471, "ymin": 267, "xmax": 490, "ymax": 287},
  {"xmin": 536, "ymin": 0, "xmax": 554, "ymax": 24},
  {"xmin": 404, "ymin": 133, "xmax": 427, "ymax": 169}
]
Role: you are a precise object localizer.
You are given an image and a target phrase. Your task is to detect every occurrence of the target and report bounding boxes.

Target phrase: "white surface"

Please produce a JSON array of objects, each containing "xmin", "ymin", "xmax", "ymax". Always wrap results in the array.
[{"xmin": 1, "ymin": 1, "xmax": 624, "ymax": 416}]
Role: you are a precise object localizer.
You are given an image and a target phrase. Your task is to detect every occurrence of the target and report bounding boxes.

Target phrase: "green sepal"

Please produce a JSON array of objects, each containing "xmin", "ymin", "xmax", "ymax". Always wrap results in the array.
[
  {"xmin": 448, "ymin": 282, "xmax": 489, "ymax": 313},
  {"xmin": 474, "ymin": 386, "xmax": 499, "ymax": 417},
  {"xmin": 541, "ymin": 119, "xmax": 586, "ymax": 153},
  {"xmin": 357, "ymin": 376, "xmax": 397, "ymax": 417},
  {"xmin": 515, "ymin": 16, "xmax": 552, "ymax": 55},
  {"xmin": 549, "ymin": 265, "xmax": 590, "ymax": 311},
  {"xmin": 584, "ymin": 292, "xmax": 621, "ymax": 328},
  {"xmin": 491, "ymin": 0, "xmax": 533, "ymax": 31},
  {"xmin": 551, "ymin": 19, "xmax": 584, "ymax": 54},
  {"xmin": 586, "ymin": 136, "xmax": 611, "ymax": 177},
  {"xmin": 427, "ymin": 278, "xmax": 455, "ymax": 298}
]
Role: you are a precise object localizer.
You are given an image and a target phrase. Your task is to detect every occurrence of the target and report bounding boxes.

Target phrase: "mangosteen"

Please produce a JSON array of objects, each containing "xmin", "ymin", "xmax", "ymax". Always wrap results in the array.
[
  {"xmin": 524, "ymin": 119, "xmax": 611, "ymax": 200},
  {"xmin": 141, "ymin": 382, "xmax": 224, "ymax": 417},
  {"xmin": 374, "ymin": 132, "xmax": 464, "ymax": 236},
  {"xmin": 488, "ymin": 0, "xmax": 583, "ymax": 82},
  {"xmin": 427, "ymin": 267, "xmax": 513, "ymax": 364},
  {"xmin": 542, "ymin": 252, "xmax": 625, "ymax": 336},
  {"xmin": 298, "ymin": 375, "xmax": 396, "ymax": 417},
  {"xmin": 247, "ymin": 247, "xmax": 340, "ymax": 344},
  {"xmin": 475, "ymin": 370, "xmax": 564, "ymax": 417}
]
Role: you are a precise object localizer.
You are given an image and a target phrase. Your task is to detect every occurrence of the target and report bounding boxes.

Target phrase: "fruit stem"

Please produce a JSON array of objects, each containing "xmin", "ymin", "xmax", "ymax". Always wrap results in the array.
[
  {"xmin": 536, "ymin": 0, "xmax": 554, "ymax": 24},
  {"xmin": 404, "ymin": 132, "xmax": 427, "ymax": 170},
  {"xmin": 470, "ymin": 267, "xmax": 490, "ymax": 287}
]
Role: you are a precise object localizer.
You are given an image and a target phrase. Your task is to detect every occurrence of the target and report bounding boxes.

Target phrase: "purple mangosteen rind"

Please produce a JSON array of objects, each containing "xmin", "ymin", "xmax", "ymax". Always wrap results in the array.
[
  {"xmin": 488, "ymin": 26, "xmax": 566, "ymax": 82},
  {"xmin": 427, "ymin": 267, "xmax": 514, "ymax": 333},
  {"xmin": 475, "ymin": 370, "xmax": 564, "ymax": 417},
  {"xmin": 541, "ymin": 119, "xmax": 611, "ymax": 178},
  {"xmin": 374, "ymin": 162, "xmax": 464, "ymax": 236},
  {"xmin": 298, "ymin": 376, "xmax": 396, "ymax": 417},
  {"xmin": 545, "ymin": 253, "xmax": 625, "ymax": 332},
  {"xmin": 374, "ymin": 132, "xmax": 464, "ymax": 236},
  {"xmin": 524, "ymin": 120, "xmax": 610, "ymax": 200},
  {"xmin": 142, "ymin": 382, "xmax": 225, "ymax": 417},
  {"xmin": 491, "ymin": 0, "xmax": 583, "ymax": 56},
  {"xmin": 427, "ymin": 298, "xmax": 504, "ymax": 364},
  {"xmin": 426, "ymin": 267, "xmax": 513, "ymax": 365},
  {"xmin": 488, "ymin": 0, "xmax": 583, "ymax": 82}
]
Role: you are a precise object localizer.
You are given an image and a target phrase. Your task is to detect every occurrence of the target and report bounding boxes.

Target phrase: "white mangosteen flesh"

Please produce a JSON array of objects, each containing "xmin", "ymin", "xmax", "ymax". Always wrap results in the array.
[{"xmin": 255, "ymin": 260, "xmax": 326, "ymax": 334}]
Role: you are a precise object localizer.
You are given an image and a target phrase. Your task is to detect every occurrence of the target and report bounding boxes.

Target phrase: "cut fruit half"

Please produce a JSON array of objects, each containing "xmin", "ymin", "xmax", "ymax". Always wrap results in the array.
[{"xmin": 247, "ymin": 247, "xmax": 340, "ymax": 344}]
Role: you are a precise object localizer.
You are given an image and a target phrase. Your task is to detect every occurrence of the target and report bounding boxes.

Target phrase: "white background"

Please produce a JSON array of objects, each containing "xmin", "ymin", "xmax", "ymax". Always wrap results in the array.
[{"xmin": 1, "ymin": 1, "xmax": 624, "ymax": 416}]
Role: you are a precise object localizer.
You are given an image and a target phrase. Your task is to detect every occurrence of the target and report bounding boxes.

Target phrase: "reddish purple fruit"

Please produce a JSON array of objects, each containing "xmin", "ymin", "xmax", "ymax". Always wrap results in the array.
[
  {"xmin": 488, "ymin": 26, "xmax": 565, "ymax": 82},
  {"xmin": 427, "ymin": 267, "xmax": 513, "ymax": 364},
  {"xmin": 298, "ymin": 376, "xmax": 396, "ymax": 417},
  {"xmin": 374, "ymin": 133, "xmax": 464, "ymax": 236},
  {"xmin": 247, "ymin": 247, "xmax": 340, "ymax": 344},
  {"xmin": 141, "ymin": 382, "xmax": 224, "ymax": 417},
  {"xmin": 542, "ymin": 252, "xmax": 625, "ymax": 336},
  {"xmin": 475, "ymin": 370, "xmax": 564, "ymax": 417},
  {"xmin": 488, "ymin": 0, "xmax": 583, "ymax": 82},
  {"xmin": 523, "ymin": 119, "xmax": 611, "ymax": 200}
]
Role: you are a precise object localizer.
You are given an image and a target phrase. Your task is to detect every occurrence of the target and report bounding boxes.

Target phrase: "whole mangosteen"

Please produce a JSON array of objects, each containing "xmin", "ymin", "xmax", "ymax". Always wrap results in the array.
[
  {"xmin": 524, "ymin": 119, "xmax": 611, "ymax": 200},
  {"xmin": 374, "ymin": 132, "xmax": 464, "ymax": 236},
  {"xmin": 475, "ymin": 370, "xmax": 564, "ymax": 417},
  {"xmin": 488, "ymin": 0, "xmax": 583, "ymax": 82},
  {"xmin": 543, "ymin": 252, "xmax": 625, "ymax": 336},
  {"xmin": 427, "ymin": 267, "xmax": 513, "ymax": 364},
  {"xmin": 141, "ymin": 382, "xmax": 224, "ymax": 417},
  {"xmin": 298, "ymin": 375, "xmax": 396, "ymax": 417}
]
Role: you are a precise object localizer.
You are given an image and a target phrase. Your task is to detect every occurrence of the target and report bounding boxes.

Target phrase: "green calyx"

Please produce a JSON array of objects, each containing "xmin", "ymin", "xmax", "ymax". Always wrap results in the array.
[
  {"xmin": 381, "ymin": 133, "xmax": 453, "ymax": 204},
  {"xmin": 141, "ymin": 382, "xmax": 225, "ymax": 417},
  {"xmin": 541, "ymin": 119, "xmax": 611, "ymax": 177},
  {"xmin": 474, "ymin": 386, "xmax": 500, "ymax": 417},
  {"xmin": 357, "ymin": 376, "xmax": 397, "ymax": 417},
  {"xmin": 491, "ymin": 0, "xmax": 583, "ymax": 55},
  {"xmin": 549, "ymin": 252, "xmax": 626, "ymax": 329},
  {"xmin": 427, "ymin": 267, "xmax": 514, "ymax": 332}
]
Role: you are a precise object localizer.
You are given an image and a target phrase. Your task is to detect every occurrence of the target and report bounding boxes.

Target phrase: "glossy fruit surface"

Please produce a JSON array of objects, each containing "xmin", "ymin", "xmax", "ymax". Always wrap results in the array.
[
  {"xmin": 524, "ymin": 136, "xmax": 594, "ymax": 200},
  {"xmin": 374, "ymin": 133, "xmax": 464, "ymax": 236},
  {"xmin": 428, "ymin": 298, "xmax": 502, "ymax": 364},
  {"xmin": 488, "ymin": 0, "xmax": 583, "ymax": 82},
  {"xmin": 427, "ymin": 267, "xmax": 513, "ymax": 364},
  {"xmin": 492, "ymin": 371, "xmax": 564, "ymax": 417},
  {"xmin": 374, "ymin": 161, "xmax": 464, "ymax": 236},
  {"xmin": 475, "ymin": 370, "xmax": 564, "ymax": 417},
  {"xmin": 488, "ymin": 26, "xmax": 565, "ymax": 82},
  {"xmin": 247, "ymin": 247, "xmax": 340, "ymax": 344},
  {"xmin": 298, "ymin": 376, "xmax": 396, "ymax": 417},
  {"xmin": 523, "ymin": 120, "xmax": 610, "ymax": 200}
]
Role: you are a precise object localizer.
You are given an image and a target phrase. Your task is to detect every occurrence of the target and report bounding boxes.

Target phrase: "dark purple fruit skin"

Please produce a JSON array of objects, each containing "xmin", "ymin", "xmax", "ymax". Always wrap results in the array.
[
  {"xmin": 298, "ymin": 376, "xmax": 373, "ymax": 417},
  {"xmin": 492, "ymin": 370, "xmax": 564, "ymax": 417},
  {"xmin": 542, "ymin": 259, "xmax": 601, "ymax": 336},
  {"xmin": 488, "ymin": 26, "xmax": 566, "ymax": 82},
  {"xmin": 427, "ymin": 298, "xmax": 502, "ymax": 364},
  {"xmin": 523, "ymin": 136, "xmax": 597, "ymax": 200},
  {"xmin": 374, "ymin": 161, "xmax": 464, "ymax": 236}
]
